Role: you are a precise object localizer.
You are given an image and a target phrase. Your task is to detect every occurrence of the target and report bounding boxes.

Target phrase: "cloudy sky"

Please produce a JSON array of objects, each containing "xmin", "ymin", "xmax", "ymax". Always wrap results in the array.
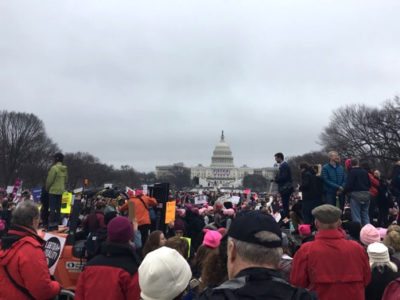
[{"xmin": 1, "ymin": 0, "xmax": 399, "ymax": 172}]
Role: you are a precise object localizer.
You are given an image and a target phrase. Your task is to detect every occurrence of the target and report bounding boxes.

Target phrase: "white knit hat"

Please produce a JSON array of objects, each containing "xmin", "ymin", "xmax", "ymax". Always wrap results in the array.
[
  {"xmin": 139, "ymin": 246, "xmax": 192, "ymax": 300},
  {"xmin": 367, "ymin": 242, "xmax": 397, "ymax": 270}
]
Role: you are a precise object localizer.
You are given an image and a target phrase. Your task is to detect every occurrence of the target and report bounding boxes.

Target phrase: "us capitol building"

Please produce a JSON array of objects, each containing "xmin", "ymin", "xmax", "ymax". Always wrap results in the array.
[{"xmin": 156, "ymin": 131, "xmax": 276, "ymax": 188}]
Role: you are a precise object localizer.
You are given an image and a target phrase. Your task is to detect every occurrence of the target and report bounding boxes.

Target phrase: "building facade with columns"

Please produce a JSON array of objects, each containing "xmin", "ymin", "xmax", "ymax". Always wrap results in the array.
[{"xmin": 190, "ymin": 131, "xmax": 276, "ymax": 188}]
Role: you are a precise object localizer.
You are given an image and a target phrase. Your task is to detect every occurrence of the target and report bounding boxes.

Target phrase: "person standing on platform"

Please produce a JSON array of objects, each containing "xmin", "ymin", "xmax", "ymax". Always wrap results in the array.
[
  {"xmin": 272, "ymin": 152, "xmax": 293, "ymax": 219},
  {"xmin": 321, "ymin": 151, "xmax": 346, "ymax": 210},
  {"xmin": 45, "ymin": 152, "xmax": 68, "ymax": 231}
]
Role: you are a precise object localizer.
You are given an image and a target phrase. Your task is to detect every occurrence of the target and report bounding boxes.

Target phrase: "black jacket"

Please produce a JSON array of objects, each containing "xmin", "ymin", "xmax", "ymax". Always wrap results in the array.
[
  {"xmin": 365, "ymin": 266, "xmax": 400, "ymax": 300},
  {"xmin": 299, "ymin": 169, "xmax": 323, "ymax": 202},
  {"xmin": 197, "ymin": 267, "xmax": 317, "ymax": 300},
  {"xmin": 275, "ymin": 162, "xmax": 292, "ymax": 186},
  {"xmin": 344, "ymin": 167, "xmax": 371, "ymax": 193}
]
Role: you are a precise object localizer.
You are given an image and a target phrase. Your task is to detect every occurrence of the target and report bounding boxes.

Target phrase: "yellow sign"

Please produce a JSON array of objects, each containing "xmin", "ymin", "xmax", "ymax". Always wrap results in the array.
[
  {"xmin": 165, "ymin": 201, "xmax": 176, "ymax": 224},
  {"xmin": 61, "ymin": 192, "xmax": 72, "ymax": 214}
]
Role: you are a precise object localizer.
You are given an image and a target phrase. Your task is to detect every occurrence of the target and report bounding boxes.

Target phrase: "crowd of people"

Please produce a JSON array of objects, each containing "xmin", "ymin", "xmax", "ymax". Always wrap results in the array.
[{"xmin": 1, "ymin": 151, "xmax": 400, "ymax": 299}]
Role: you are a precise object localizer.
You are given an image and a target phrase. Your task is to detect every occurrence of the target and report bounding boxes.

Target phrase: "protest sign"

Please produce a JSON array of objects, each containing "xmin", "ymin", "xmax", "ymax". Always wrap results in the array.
[
  {"xmin": 73, "ymin": 187, "xmax": 83, "ymax": 194},
  {"xmin": 104, "ymin": 183, "xmax": 112, "ymax": 188},
  {"xmin": 195, "ymin": 195, "xmax": 207, "ymax": 205},
  {"xmin": 6, "ymin": 186, "xmax": 13, "ymax": 194},
  {"xmin": 31, "ymin": 187, "xmax": 42, "ymax": 203},
  {"xmin": 230, "ymin": 196, "xmax": 240, "ymax": 205},
  {"xmin": 165, "ymin": 201, "xmax": 176, "ymax": 224},
  {"xmin": 142, "ymin": 185, "xmax": 148, "ymax": 195},
  {"xmin": 43, "ymin": 233, "xmax": 66, "ymax": 275}
]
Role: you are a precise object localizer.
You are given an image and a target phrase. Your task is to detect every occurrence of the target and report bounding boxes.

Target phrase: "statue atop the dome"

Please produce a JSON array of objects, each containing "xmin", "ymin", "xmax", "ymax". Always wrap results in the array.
[{"xmin": 221, "ymin": 130, "xmax": 225, "ymax": 141}]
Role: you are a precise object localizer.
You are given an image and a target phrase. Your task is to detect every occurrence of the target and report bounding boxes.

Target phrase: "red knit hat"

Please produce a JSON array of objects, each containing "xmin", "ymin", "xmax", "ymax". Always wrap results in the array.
[{"xmin": 107, "ymin": 216, "xmax": 133, "ymax": 243}]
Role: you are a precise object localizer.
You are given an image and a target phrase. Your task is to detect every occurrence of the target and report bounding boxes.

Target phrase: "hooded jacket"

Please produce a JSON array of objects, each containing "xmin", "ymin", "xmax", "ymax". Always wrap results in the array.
[
  {"xmin": 46, "ymin": 162, "xmax": 68, "ymax": 195},
  {"xmin": 0, "ymin": 225, "xmax": 61, "ymax": 300}
]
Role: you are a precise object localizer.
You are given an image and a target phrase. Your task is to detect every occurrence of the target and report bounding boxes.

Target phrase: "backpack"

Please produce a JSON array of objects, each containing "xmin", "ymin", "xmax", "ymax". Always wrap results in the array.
[
  {"xmin": 382, "ymin": 277, "xmax": 400, "ymax": 300},
  {"xmin": 85, "ymin": 231, "xmax": 106, "ymax": 260}
]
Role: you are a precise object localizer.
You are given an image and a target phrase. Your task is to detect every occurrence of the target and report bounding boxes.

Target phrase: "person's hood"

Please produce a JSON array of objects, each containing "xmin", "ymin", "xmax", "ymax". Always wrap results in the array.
[
  {"xmin": 0, "ymin": 226, "xmax": 44, "ymax": 266},
  {"xmin": 55, "ymin": 162, "xmax": 67, "ymax": 174}
]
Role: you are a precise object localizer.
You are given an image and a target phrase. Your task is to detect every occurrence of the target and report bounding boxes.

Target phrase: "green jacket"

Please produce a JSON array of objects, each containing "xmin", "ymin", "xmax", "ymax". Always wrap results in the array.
[{"xmin": 46, "ymin": 162, "xmax": 68, "ymax": 195}]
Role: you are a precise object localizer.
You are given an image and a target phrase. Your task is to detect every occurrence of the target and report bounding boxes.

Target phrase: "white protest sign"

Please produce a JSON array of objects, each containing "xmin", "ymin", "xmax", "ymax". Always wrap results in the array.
[
  {"xmin": 43, "ymin": 233, "xmax": 66, "ymax": 275},
  {"xmin": 142, "ymin": 185, "xmax": 148, "ymax": 195},
  {"xmin": 195, "ymin": 195, "xmax": 207, "ymax": 205},
  {"xmin": 230, "ymin": 196, "xmax": 240, "ymax": 205},
  {"xmin": 274, "ymin": 212, "xmax": 281, "ymax": 223},
  {"xmin": 6, "ymin": 186, "xmax": 13, "ymax": 194},
  {"xmin": 104, "ymin": 183, "xmax": 113, "ymax": 188},
  {"xmin": 73, "ymin": 187, "xmax": 83, "ymax": 194}
]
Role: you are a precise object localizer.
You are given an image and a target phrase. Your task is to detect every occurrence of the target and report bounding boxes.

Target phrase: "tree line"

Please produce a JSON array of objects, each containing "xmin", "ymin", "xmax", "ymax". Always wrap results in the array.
[{"xmin": 1, "ymin": 97, "xmax": 399, "ymax": 191}]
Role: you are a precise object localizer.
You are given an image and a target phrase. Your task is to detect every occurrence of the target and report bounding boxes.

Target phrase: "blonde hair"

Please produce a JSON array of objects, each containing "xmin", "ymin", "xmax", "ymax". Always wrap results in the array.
[{"xmin": 384, "ymin": 230, "xmax": 400, "ymax": 252}]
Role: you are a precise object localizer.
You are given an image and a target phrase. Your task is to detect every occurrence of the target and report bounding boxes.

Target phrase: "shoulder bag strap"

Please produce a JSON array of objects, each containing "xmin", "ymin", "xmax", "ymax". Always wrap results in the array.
[
  {"xmin": 138, "ymin": 196, "xmax": 149, "ymax": 211},
  {"xmin": 4, "ymin": 265, "xmax": 35, "ymax": 300}
]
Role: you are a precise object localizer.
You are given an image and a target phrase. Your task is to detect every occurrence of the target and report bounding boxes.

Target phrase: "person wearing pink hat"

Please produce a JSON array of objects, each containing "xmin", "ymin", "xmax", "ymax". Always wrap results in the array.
[
  {"xmin": 360, "ymin": 224, "xmax": 381, "ymax": 247},
  {"xmin": 298, "ymin": 224, "xmax": 314, "ymax": 244},
  {"xmin": 191, "ymin": 230, "xmax": 222, "ymax": 280}
]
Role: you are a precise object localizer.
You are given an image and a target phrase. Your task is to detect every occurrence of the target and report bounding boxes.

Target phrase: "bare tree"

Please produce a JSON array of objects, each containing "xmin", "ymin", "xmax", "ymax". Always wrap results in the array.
[
  {"xmin": 319, "ymin": 97, "xmax": 400, "ymax": 176},
  {"xmin": 0, "ymin": 111, "xmax": 59, "ymax": 187}
]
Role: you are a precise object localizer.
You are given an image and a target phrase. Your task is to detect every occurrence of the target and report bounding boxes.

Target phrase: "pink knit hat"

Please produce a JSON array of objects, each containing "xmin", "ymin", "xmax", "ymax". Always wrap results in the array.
[
  {"xmin": 298, "ymin": 224, "xmax": 311, "ymax": 236},
  {"xmin": 199, "ymin": 208, "xmax": 206, "ymax": 216},
  {"xmin": 377, "ymin": 227, "xmax": 388, "ymax": 240},
  {"xmin": 223, "ymin": 208, "xmax": 235, "ymax": 216},
  {"xmin": 203, "ymin": 229, "xmax": 222, "ymax": 248},
  {"xmin": 206, "ymin": 206, "xmax": 214, "ymax": 212},
  {"xmin": 345, "ymin": 159, "xmax": 352, "ymax": 170},
  {"xmin": 360, "ymin": 224, "xmax": 381, "ymax": 246}
]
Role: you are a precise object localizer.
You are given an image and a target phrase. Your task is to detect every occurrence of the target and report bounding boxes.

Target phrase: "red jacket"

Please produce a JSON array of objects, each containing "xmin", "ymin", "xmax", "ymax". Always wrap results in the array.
[
  {"xmin": 290, "ymin": 229, "xmax": 371, "ymax": 300},
  {"xmin": 0, "ymin": 226, "xmax": 61, "ymax": 300},
  {"xmin": 75, "ymin": 242, "xmax": 140, "ymax": 300},
  {"xmin": 369, "ymin": 173, "xmax": 379, "ymax": 197}
]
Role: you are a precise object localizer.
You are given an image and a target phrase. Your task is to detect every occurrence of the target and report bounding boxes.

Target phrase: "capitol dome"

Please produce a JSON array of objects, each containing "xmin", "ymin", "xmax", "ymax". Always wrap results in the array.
[{"xmin": 210, "ymin": 131, "xmax": 234, "ymax": 168}]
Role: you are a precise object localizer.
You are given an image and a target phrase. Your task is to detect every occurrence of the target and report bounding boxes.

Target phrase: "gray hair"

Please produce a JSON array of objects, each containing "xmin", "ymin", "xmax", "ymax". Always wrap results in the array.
[
  {"xmin": 229, "ymin": 231, "xmax": 283, "ymax": 268},
  {"xmin": 11, "ymin": 201, "xmax": 39, "ymax": 228}
]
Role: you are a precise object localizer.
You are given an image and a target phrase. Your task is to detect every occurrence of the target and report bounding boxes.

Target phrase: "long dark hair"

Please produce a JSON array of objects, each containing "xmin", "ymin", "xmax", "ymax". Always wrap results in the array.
[{"xmin": 142, "ymin": 230, "xmax": 163, "ymax": 257}]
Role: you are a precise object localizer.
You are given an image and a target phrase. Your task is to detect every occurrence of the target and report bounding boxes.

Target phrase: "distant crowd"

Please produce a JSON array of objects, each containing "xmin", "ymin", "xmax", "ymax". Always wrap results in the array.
[{"xmin": 1, "ymin": 151, "xmax": 400, "ymax": 299}]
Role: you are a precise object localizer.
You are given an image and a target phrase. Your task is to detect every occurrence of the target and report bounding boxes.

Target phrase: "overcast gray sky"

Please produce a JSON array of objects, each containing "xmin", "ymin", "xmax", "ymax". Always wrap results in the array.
[{"xmin": 1, "ymin": 0, "xmax": 400, "ymax": 172}]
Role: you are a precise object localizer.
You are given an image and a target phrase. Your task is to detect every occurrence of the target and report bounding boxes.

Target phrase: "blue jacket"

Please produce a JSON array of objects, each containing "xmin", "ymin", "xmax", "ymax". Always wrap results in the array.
[{"xmin": 321, "ymin": 163, "xmax": 346, "ymax": 194}]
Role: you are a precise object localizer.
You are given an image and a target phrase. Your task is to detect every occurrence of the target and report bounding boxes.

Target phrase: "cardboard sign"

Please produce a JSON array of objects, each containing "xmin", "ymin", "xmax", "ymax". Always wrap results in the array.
[
  {"xmin": 43, "ymin": 233, "xmax": 66, "ymax": 275},
  {"xmin": 128, "ymin": 201, "xmax": 136, "ymax": 224},
  {"xmin": 165, "ymin": 201, "xmax": 176, "ymax": 224}
]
